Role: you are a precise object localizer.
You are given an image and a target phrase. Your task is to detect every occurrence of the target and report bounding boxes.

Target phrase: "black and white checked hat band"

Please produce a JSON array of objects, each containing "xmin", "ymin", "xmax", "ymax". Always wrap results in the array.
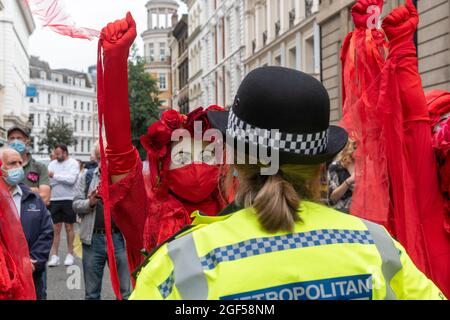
[{"xmin": 227, "ymin": 110, "xmax": 329, "ymax": 156}]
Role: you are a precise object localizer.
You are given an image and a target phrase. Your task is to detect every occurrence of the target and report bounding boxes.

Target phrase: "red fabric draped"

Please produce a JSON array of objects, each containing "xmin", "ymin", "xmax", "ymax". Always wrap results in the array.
[
  {"xmin": 340, "ymin": 28, "xmax": 391, "ymax": 226},
  {"xmin": 0, "ymin": 180, "xmax": 36, "ymax": 300},
  {"xmin": 96, "ymin": 41, "xmax": 122, "ymax": 300},
  {"xmin": 342, "ymin": 0, "xmax": 450, "ymax": 297}
]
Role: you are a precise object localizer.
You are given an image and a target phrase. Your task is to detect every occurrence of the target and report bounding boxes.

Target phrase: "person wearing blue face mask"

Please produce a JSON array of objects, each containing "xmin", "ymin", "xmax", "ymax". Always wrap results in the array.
[
  {"xmin": 0, "ymin": 147, "xmax": 53, "ymax": 300},
  {"xmin": 7, "ymin": 127, "xmax": 51, "ymax": 206}
]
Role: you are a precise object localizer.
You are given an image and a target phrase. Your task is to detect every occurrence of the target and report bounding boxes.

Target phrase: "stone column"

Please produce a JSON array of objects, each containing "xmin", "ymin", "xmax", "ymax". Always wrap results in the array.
[
  {"xmin": 313, "ymin": 21, "xmax": 320, "ymax": 74},
  {"xmin": 166, "ymin": 8, "xmax": 169, "ymax": 28},
  {"xmin": 280, "ymin": 42, "xmax": 286, "ymax": 67},
  {"xmin": 267, "ymin": 0, "xmax": 274, "ymax": 42},
  {"xmin": 244, "ymin": 11, "xmax": 253, "ymax": 58},
  {"xmin": 218, "ymin": 20, "xmax": 223, "ymax": 61},
  {"xmin": 295, "ymin": 32, "xmax": 302, "ymax": 70},
  {"xmin": 148, "ymin": 10, "xmax": 152, "ymax": 29},
  {"xmin": 280, "ymin": 0, "xmax": 289, "ymax": 34},
  {"xmin": 267, "ymin": 50, "xmax": 273, "ymax": 65},
  {"xmin": 255, "ymin": 2, "xmax": 263, "ymax": 51},
  {"xmin": 156, "ymin": 9, "xmax": 160, "ymax": 28},
  {"xmin": 295, "ymin": 0, "xmax": 305, "ymax": 25}
]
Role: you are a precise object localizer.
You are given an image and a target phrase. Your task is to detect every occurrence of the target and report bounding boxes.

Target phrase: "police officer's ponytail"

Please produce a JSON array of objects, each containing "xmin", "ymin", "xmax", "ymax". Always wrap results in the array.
[{"xmin": 235, "ymin": 164, "xmax": 322, "ymax": 233}]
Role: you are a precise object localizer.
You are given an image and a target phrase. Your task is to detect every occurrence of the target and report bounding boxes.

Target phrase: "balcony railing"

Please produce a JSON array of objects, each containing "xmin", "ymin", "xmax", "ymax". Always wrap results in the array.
[
  {"xmin": 306, "ymin": 0, "xmax": 314, "ymax": 17},
  {"xmin": 143, "ymin": 56, "xmax": 171, "ymax": 64},
  {"xmin": 289, "ymin": 9, "xmax": 296, "ymax": 28},
  {"xmin": 275, "ymin": 20, "xmax": 280, "ymax": 37}
]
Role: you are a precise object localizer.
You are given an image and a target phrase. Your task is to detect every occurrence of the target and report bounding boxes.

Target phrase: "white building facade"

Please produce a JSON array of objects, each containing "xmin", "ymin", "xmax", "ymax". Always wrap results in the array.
[
  {"xmin": 0, "ymin": 0, "xmax": 35, "ymax": 145},
  {"xmin": 183, "ymin": 0, "xmax": 205, "ymax": 109},
  {"xmin": 28, "ymin": 57, "xmax": 98, "ymax": 161},
  {"xmin": 142, "ymin": 0, "xmax": 179, "ymax": 110},
  {"xmin": 202, "ymin": 0, "xmax": 245, "ymax": 109},
  {"xmin": 184, "ymin": 0, "xmax": 245, "ymax": 110},
  {"xmin": 244, "ymin": 0, "xmax": 321, "ymax": 77}
]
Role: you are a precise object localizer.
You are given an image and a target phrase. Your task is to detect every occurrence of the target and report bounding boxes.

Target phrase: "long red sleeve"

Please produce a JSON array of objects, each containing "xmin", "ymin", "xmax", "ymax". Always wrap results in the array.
[
  {"xmin": 383, "ymin": 1, "xmax": 450, "ymax": 297},
  {"xmin": 101, "ymin": 14, "xmax": 138, "ymax": 175},
  {"xmin": 109, "ymin": 158, "xmax": 148, "ymax": 273}
]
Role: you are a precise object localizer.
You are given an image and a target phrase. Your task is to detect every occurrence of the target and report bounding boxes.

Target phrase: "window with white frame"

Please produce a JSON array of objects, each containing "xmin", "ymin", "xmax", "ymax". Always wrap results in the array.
[
  {"xmin": 160, "ymin": 42, "xmax": 166, "ymax": 61},
  {"xmin": 159, "ymin": 73, "xmax": 167, "ymax": 90},
  {"xmin": 149, "ymin": 44, "xmax": 155, "ymax": 62}
]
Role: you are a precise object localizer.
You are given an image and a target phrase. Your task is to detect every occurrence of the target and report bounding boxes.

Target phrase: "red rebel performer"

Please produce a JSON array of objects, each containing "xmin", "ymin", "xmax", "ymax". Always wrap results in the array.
[
  {"xmin": 96, "ymin": 12, "xmax": 233, "ymax": 295},
  {"xmin": 341, "ymin": 0, "xmax": 450, "ymax": 297},
  {"xmin": 427, "ymin": 90, "xmax": 450, "ymax": 228},
  {"xmin": 0, "ymin": 169, "xmax": 36, "ymax": 300}
]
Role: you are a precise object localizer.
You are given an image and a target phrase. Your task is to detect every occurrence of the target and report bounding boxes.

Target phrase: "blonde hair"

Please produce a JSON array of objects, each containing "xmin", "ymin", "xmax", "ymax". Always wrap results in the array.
[
  {"xmin": 336, "ymin": 139, "xmax": 355, "ymax": 167},
  {"xmin": 234, "ymin": 163, "xmax": 323, "ymax": 233}
]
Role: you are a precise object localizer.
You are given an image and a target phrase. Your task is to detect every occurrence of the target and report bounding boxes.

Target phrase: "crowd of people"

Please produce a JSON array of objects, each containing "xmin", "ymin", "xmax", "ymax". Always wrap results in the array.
[
  {"xmin": 0, "ymin": 0, "xmax": 449, "ymax": 300},
  {"xmin": 0, "ymin": 126, "xmax": 133, "ymax": 299}
]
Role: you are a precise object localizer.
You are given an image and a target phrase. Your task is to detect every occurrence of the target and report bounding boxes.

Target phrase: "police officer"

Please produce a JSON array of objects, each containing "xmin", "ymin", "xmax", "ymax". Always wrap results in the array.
[{"xmin": 130, "ymin": 67, "xmax": 446, "ymax": 300}]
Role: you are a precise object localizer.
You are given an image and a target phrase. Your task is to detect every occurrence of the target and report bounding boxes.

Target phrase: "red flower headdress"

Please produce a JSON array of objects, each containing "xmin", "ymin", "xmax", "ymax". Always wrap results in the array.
[{"xmin": 140, "ymin": 106, "xmax": 225, "ymax": 193}]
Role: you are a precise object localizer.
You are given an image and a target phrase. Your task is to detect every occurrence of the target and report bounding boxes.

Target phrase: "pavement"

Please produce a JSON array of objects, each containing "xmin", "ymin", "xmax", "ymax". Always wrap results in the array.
[{"xmin": 46, "ymin": 224, "xmax": 116, "ymax": 300}]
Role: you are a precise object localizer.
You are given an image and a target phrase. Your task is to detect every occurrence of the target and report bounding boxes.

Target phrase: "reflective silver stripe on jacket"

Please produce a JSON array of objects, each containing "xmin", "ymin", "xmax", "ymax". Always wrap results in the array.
[
  {"xmin": 167, "ymin": 233, "xmax": 208, "ymax": 300},
  {"xmin": 361, "ymin": 219, "xmax": 403, "ymax": 300},
  {"xmin": 163, "ymin": 220, "xmax": 402, "ymax": 300}
]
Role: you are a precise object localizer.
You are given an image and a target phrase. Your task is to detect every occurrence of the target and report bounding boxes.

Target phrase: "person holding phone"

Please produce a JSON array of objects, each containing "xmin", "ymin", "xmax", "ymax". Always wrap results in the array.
[{"xmin": 72, "ymin": 142, "xmax": 131, "ymax": 300}]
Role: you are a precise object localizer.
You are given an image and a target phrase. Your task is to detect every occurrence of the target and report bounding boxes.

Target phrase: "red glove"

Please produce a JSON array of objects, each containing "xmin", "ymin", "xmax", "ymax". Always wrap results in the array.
[
  {"xmin": 382, "ymin": 0, "xmax": 427, "ymax": 122},
  {"xmin": 382, "ymin": 0, "xmax": 418, "ymax": 57},
  {"xmin": 100, "ymin": 12, "xmax": 138, "ymax": 175},
  {"xmin": 351, "ymin": 0, "xmax": 384, "ymax": 29}
]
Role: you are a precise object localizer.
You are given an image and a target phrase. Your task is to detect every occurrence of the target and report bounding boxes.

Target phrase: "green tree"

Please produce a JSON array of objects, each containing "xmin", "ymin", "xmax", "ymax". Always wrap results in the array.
[
  {"xmin": 128, "ymin": 44, "xmax": 161, "ymax": 159},
  {"xmin": 38, "ymin": 113, "xmax": 77, "ymax": 155}
]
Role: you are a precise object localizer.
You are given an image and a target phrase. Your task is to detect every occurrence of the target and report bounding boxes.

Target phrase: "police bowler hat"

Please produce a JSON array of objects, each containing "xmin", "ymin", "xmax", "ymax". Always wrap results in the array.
[{"xmin": 207, "ymin": 66, "xmax": 348, "ymax": 165}]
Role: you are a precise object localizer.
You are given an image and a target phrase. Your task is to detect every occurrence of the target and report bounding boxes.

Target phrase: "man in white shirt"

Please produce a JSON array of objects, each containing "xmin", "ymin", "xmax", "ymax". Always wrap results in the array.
[{"xmin": 47, "ymin": 144, "xmax": 80, "ymax": 267}]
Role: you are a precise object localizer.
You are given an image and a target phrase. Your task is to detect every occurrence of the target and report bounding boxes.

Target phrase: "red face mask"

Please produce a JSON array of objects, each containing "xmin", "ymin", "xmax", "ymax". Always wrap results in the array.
[{"xmin": 166, "ymin": 163, "xmax": 220, "ymax": 203}]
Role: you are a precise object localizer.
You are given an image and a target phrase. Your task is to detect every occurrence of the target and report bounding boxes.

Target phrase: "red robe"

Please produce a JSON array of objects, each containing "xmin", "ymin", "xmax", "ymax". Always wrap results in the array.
[
  {"xmin": 0, "ymin": 178, "xmax": 36, "ymax": 300},
  {"xmin": 341, "ymin": 2, "xmax": 450, "ymax": 297}
]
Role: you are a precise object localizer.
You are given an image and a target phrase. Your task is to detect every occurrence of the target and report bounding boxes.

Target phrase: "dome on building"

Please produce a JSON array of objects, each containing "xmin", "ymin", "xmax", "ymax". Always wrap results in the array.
[{"xmin": 146, "ymin": 0, "xmax": 179, "ymax": 9}]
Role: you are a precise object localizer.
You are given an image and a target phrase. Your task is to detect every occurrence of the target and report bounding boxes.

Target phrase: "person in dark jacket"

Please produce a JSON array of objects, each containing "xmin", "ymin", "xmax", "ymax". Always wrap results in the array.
[{"xmin": 1, "ymin": 148, "xmax": 54, "ymax": 300}]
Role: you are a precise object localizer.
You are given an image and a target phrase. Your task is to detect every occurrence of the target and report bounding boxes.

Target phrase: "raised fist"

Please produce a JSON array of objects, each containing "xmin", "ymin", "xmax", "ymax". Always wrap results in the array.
[
  {"xmin": 351, "ymin": 0, "xmax": 384, "ymax": 29},
  {"xmin": 101, "ymin": 12, "xmax": 137, "ymax": 56},
  {"xmin": 382, "ymin": 0, "xmax": 418, "ymax": 42}
]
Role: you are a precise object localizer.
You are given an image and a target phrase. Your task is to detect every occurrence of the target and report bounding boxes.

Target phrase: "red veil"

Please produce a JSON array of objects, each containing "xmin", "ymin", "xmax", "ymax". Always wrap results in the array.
[
  {"xmin": 140, "ymin": 106, "xmax": 230, "ymax": 250},
  {"xmin": 341, "ymin": 0, "xmax": 450, "ymax": 297},
  {"xmin": 427, "ymin": 90, "xmax": 450, "ymax": 233},
  {"xmin": 0, "ymin": 178, "xmax": 36, "ymax": 300}
]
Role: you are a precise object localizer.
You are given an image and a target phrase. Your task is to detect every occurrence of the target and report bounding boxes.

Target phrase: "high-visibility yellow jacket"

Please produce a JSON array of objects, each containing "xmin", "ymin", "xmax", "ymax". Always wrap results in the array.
[{"xmin": 130, "ymin": 201, "xmax": 446, "ymax": 300}]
